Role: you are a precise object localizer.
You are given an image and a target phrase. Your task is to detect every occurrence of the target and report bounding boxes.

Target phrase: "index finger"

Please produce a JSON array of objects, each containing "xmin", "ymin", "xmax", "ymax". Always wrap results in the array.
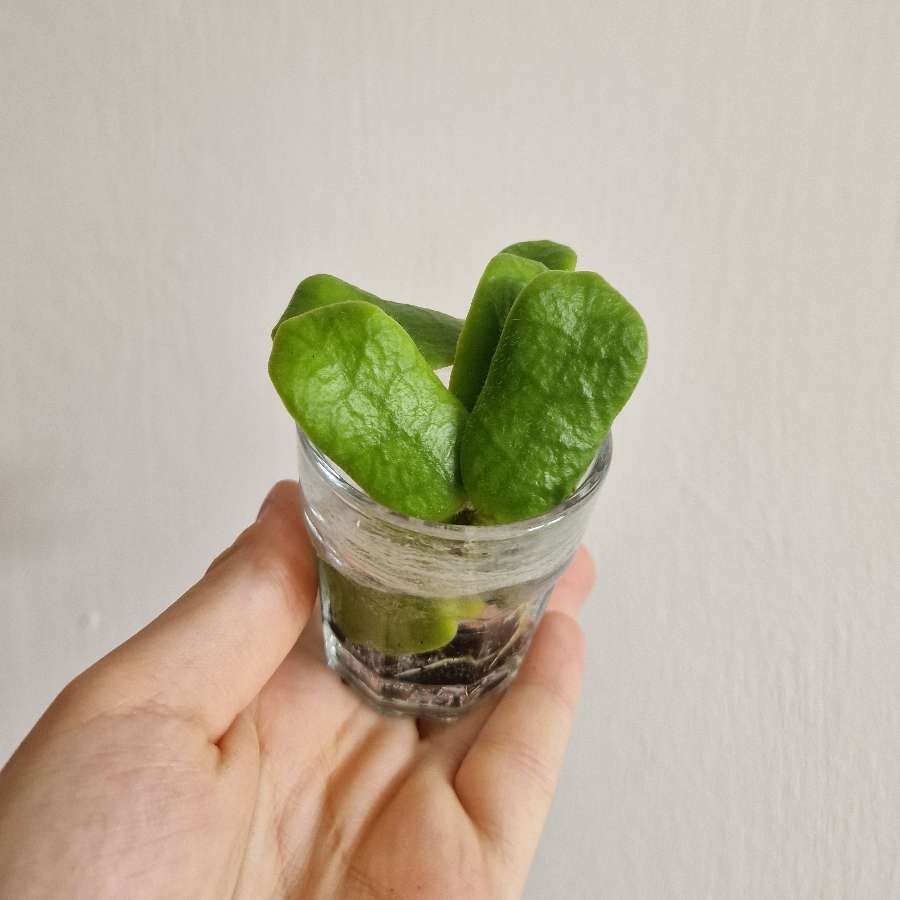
[{"xmin": 72, "ymin": 481, "xmax": 317, "ymax": 740}]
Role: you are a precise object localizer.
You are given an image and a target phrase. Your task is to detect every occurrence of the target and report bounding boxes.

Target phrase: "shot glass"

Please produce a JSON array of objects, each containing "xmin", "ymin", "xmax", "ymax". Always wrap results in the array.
[{"xmin": 297, "ymin": 427, "xmax": 612, "ymax": 718}]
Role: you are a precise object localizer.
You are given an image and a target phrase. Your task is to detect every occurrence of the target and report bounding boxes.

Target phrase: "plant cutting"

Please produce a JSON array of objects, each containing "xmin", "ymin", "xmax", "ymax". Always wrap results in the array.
[{"xmin": 269, "ymin": 240, "xmax": 647, "ymax": 716}]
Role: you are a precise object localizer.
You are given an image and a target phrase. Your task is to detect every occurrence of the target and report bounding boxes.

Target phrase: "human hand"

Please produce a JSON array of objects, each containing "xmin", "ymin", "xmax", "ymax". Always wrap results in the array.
[{"xmin": 0, "ymin": 481, "xmax": 594, "ymax": 900}]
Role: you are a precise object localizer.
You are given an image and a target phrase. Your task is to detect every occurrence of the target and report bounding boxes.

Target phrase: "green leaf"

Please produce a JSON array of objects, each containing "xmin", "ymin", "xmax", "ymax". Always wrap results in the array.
[
  {"xmin": 273, "ymin": 274, "xmax": 463, "ymax": 368},
  {"xmin": 461, "ymin": 271, "xmax": 647, "ymax": 524},
  {"xmin": 322, "ymin": 563, "xmax": 483, "ymax": 656},
  {"xmin": 449, "ymin": 253, "xmax": 547, "ymax": 411},
  {"xmin": 269, "ymin": 301, "xmax": 468, "ymax": 522},
  {"xmin": 500, "ymin": 239, "xmax": 577, "ymax": 271}
]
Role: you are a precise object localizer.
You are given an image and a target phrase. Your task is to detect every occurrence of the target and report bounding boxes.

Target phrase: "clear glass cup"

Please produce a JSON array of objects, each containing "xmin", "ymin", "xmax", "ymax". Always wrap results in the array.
[{"xmin": 297, "ymin": 427, "xmax": 612, "ymax": 718}]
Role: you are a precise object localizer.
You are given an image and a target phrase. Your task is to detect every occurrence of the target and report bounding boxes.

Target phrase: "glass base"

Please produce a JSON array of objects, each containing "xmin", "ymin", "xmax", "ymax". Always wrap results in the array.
[{"xmin": 322, "ymin": 612, "xmax": 523, "ymax": 719}]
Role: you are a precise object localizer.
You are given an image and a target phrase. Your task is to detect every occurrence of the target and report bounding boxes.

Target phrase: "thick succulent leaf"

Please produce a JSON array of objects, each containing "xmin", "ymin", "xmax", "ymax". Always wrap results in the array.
[
  {"xmin": 461, "ymin": 270, "xmax": 647, "ymax": 523},
  {"xmin": 269, "ymin": 301, "xmax": 468, "ymax": 521},
  {"xmin": 449, "ymin": 253, "xmax": 547, "ymax": 411},
  {"xmin": 500, "ymin": 239, "xmax": 577, "ymax": 271},
  {"xmin": 322, "ymin": 563, "xmax": 483, "ymax": 656},
  {"xmin": 273, "ymin": 274, "xmax": 463, "ymax": 368}
]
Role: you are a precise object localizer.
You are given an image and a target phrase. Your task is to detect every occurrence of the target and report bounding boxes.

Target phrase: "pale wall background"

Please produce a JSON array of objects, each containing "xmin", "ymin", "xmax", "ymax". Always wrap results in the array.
[{"xmin": 2, "ymin": 2, "xmax": 898, "ymax": 898}]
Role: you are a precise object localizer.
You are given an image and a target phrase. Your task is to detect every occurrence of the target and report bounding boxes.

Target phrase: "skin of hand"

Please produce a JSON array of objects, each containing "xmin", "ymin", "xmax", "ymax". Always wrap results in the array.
[{"xmin": 0, "ymin": 481, "xmax": 595, "ymax": 900}]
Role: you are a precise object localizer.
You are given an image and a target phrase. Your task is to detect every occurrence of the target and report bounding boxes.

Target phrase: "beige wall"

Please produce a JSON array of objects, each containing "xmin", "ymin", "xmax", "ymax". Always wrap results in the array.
[{"xmin": 2, "ymin": 2, "xmax": 897, "ymax": 897}]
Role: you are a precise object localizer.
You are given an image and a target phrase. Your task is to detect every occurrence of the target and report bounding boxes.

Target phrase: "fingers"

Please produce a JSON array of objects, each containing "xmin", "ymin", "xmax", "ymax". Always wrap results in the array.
[
  {"xmin": 76, "ymin": 481, "xmax": 318, "ymax": 739},
  {"xmin": 421, "ymin": 548, "xmax": 594, "ymax": 768},
  {"xmin": 453, "ymin": 612, "xmax": 585, "ymax": 877},
  {"xmin": 418, "ymin": 696, "xmax": 500, "ymax": 773},
  {"xmin": 546, "ymin": 546, "xmax": 595, "ymax": 618}
]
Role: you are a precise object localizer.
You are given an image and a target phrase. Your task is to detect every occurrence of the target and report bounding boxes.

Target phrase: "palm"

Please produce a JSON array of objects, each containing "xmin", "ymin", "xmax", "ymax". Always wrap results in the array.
[{"xmin": 239, "ymin": 616, "xmax": 492, "ymax": 899}]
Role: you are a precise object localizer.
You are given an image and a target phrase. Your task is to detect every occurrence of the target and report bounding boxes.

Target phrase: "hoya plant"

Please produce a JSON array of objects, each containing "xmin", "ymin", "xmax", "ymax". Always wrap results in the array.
[{"xmin": 269, "ymin": 240, "xmax": 647, "ymax": 525}]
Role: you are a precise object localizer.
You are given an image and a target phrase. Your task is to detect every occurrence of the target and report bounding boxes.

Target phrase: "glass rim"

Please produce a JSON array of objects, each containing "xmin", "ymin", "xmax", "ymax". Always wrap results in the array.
[{"xmin": 297, "ymin": 426, "xmax": 612, "ymax": 541}]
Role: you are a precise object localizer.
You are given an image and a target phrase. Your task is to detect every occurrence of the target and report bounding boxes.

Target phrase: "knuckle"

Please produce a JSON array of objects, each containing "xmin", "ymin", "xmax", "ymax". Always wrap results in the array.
[
  {"xmin": 52, "ymin": 672, "xmax": 90, "ymax": 713},
  {"xmin": 237, "ymin": 531, "xmax": 308, "ymax": 619},
  {"xmin": 485, "ymin": 732, "xmax": 556, "ymax": 802}
]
